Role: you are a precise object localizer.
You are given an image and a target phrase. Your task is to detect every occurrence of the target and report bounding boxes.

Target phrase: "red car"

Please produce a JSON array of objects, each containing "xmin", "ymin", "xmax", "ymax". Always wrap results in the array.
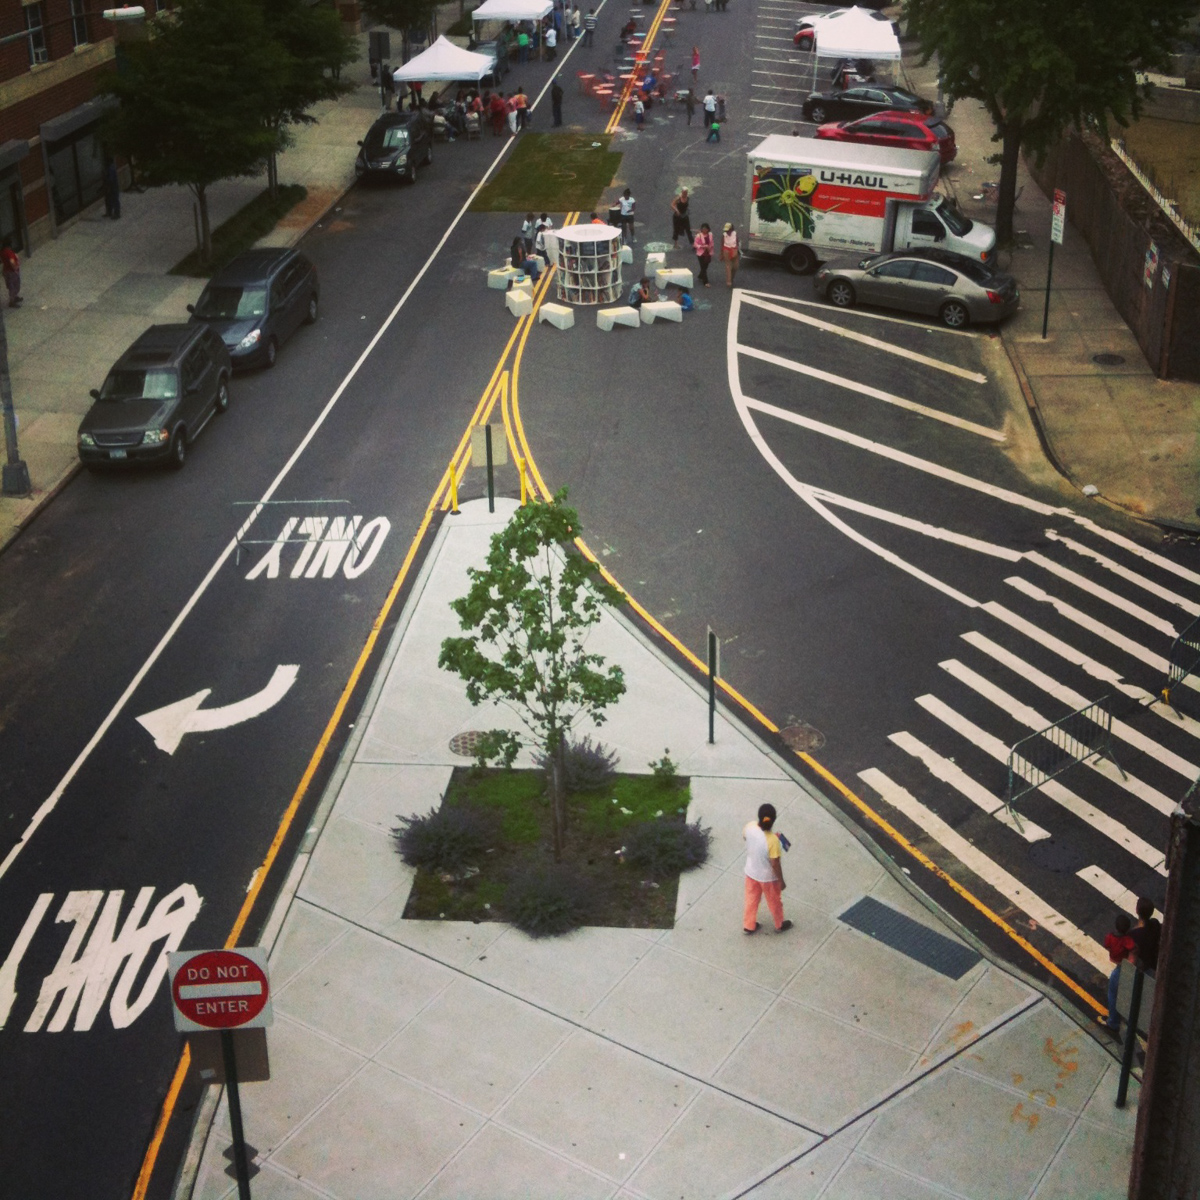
[{"xmin": 815, "ymin": 110, "xmax": 957, "ymax": 164}]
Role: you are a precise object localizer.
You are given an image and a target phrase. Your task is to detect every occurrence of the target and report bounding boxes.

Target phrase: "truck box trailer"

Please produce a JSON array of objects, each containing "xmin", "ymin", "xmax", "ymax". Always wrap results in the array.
[{"xmin": 746, "ymin": 136, "xmax": 995, "ymax": 274}]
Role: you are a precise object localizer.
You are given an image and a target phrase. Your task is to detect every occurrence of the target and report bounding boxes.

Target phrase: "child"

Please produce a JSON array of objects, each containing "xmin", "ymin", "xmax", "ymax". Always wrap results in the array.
[
  {"xmin": 706, "ymin": 118, "xmax": 720, "ymax": 143},
  {"xmin": 633, "ymin": 96, "xmax": 645, "ymax": 131},
  {"xmin": 1100, "ymin": 912, "xmax": 1135, "ymax": 1033}
]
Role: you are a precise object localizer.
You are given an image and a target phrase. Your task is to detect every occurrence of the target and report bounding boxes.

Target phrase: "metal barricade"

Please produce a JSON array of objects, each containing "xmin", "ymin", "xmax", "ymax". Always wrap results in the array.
[
  {"xmin": 1161, "ymin": 612, "xmax": 1200, "ymax": 712},
  {"xmin": 1006, "ymin": 695, "xmax": 1125, "ymax": 808}
]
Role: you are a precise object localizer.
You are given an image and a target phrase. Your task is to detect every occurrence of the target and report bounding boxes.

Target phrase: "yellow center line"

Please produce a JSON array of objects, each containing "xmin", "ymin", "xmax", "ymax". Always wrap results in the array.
[{"xmin": 607, "ymin": 0, "xmax": 675, "ymax": 132}]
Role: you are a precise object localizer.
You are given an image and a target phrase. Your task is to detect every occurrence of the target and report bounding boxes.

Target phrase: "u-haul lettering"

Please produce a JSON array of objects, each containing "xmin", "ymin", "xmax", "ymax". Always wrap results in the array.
[{"xmin": 818, "ymin": 170, "xmax": 886, "ymax": 188}]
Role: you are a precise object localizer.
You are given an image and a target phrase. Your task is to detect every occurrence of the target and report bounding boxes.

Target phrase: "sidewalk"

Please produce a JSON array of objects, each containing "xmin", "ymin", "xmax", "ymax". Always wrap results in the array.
[{"xmin": 185, "ymin": 498, "xmax": 1137, "ymax": 1200}]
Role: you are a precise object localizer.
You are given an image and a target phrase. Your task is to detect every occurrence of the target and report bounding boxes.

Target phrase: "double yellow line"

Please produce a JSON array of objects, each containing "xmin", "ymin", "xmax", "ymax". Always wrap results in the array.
[{"xmin": 606, "ymin": 0, "xmax": 675, "ymax": 133}]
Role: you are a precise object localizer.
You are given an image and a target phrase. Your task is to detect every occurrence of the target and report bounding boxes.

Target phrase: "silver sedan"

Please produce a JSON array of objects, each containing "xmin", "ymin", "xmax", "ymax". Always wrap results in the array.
[{"xmin": 814, "ymin": 251, "xmax": 1020, "ymax": 328}]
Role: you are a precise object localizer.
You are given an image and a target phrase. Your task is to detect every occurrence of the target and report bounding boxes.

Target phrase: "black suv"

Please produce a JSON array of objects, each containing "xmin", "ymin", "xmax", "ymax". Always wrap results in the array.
[
  {"xmin": 188, "ymin": 248, "xmax": 319, "ymax": 369},
  {"xmin": 78, "ymin": 325, "xmax": 232, "ymax": 470},
  {"xmin": 355, "ymin": 110, "xmax": 434, "ymax": 184}
]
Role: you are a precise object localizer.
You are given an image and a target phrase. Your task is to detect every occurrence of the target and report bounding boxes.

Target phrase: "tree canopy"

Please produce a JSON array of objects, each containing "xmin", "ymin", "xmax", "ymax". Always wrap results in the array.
[{"xmin": 904, "ymin": 0, "xmax": 1194, "ymax": 242}]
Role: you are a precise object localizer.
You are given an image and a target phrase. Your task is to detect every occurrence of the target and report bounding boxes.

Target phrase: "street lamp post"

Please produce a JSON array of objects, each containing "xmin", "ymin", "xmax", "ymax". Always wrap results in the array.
[{"xmin": 0, "ymin": 304, "xmax": 30, "ymax": 496}]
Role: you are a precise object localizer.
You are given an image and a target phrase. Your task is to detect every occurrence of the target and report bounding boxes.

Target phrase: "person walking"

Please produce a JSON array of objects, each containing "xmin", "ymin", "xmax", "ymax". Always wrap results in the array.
[
  {"xmin": 702, "ymin": 87, "xmax": 717, "ymax": 125},
  {"xmin": 693, "ymin": 222, "xmax": 714, "ymax": 286},
  {"xmin": 685, "ymin": 89, "xmax": 696, "ymax": 125},
  {"xmin": 1, "ymin": 238, "xmax": 22, "ymax": 308},
  {"xmin": 544, "ymin": 23, "xmax": 557, "ymax": 60},
  {"xmin": 506, "ymin": 92, "xmax": 520, "ymax": 134},
  {"xmin": 743, "ymin": 804, "xmax": 792, "ymax": 934},
  {"xmin": 551, "ymin": 78, "xmax": 564, "ymax": 125},
  {"xmin": 691, "ymin": 45, "xmax": 700, "ymax": 82},
  {"xmin": 513, "ymin": 87, "xmax": 529, "ymax": 129},
  {"xmin": 1130, "ymin": 896, "xmax": 1161, "ymax": 973},
  {"xmin": 1099, "ymin": 911, "xmax": 1136, "ymax": 1034},
  {"xmin": 721, "ymin": 222, "xmax": 740, "ymax": 285},
  {"xmin": 583, "ymin": 8, "xmax": 597, "ymax": 45},
  {"xmin": 517, "ymin": 26, "xmax": 530, "ymax": 62},
  {"xmin": 617, "ymin": 187, "xmax": 636, "ymax": 243},
  {"xmin": 571, "ymin": 3, "xmax": 582, "ymax": 39},
  {"xmin": 633, "ymin": 95, "xmax": 645, "ymax": 131},
  {"xmin": 670, "ymin": 188, "xmax": 692, "ymax": 247}
]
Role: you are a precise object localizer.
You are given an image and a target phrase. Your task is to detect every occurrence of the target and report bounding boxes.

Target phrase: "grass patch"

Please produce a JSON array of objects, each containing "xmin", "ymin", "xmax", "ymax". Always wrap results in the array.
[
  {"xmin": 471, "ymin": 133, "xmax": 622, "ymax": 213},
  {"xmin": 400, "ymin": 767, "xmax": 698, "ymax": 930},
  {"xmin": 171, "ymin": 184, "xmax": 307, "ymax": 277}
]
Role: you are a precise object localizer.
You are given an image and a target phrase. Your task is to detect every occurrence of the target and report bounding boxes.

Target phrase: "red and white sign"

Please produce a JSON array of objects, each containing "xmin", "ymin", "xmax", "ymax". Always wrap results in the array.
[
  {"xmin": 1051, "ymin": 189, "xmax": 1067, "ymax": 245},
  {"xmin": 167, "ymin": 947, "xmax": 273, "ymax": 1033}
]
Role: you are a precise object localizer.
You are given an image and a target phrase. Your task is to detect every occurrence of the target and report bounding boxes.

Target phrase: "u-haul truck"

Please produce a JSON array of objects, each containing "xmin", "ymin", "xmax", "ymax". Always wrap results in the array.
[{"xmin": 746, "ymin": 136, "xmax": 995, "ymax": 274}]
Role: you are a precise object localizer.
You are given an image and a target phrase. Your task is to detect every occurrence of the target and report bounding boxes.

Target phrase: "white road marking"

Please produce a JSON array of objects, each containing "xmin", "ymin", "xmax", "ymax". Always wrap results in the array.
[
  {"xmin": 741, "ymin": 293, "xmax": 989, "ymax": 381},
  {"xmin": 917, "ymin": 693, "xmax": 1168, "ymax": 872},
  {"xmin": 939, "ymin": 659, "xmax": 1177, "ymax": 817},
  {"xmin": 858, "ymin": 768, "xmax": 1110, "ymax": 974},
  {"xmin": 752, "ymin": 69, "xmax": 811, "ymax": 79},
  {"xmin": 1072, "ymin": 516, "xmax": 1200, "ymax": 590},
  {"xmin": 1025, "ymin": 551, "xmax": 1177, "ymax": 637},
  {"xmin": 738, "ymin": 342, "xmax": 1005, "ymax": 439},
  {"xmin": 888, "ymin": 731, "xmax": 1049, "ymax": 840},
  {"xmin": 1076, "ymin": 865, "xmax": 1150, "ymax": 915},
  {"xmin": 740, "ymin": 287, "xmax": 981, "ymax": 338},
  {"xmin": 962, "ymin": 631, "xmax": 1200, "ymax": 781},
  {"xmin": 1044, "ymin": 531, "xmax": 1200, "ymax": 616},
  {"xmin": 0, "ymin": 127, "xmax": 524, "ymax": 882},
  {"xmin": 748, "ymin": 98, "xmax": 811, "ymax": 110}
]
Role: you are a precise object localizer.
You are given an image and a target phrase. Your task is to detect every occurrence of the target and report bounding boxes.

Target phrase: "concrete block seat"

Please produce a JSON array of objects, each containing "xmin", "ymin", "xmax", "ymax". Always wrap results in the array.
[
  {"xmin": 489, "ymin": 266, "xmax": 525, "ymax": 289},
  {"xmin": 618, "ymin": 245, "xmax": 634, "ymax": 265},
  {"xmin": 656, "ymin": 267, "xmax": 694, "ymax": 288},
  {"xmin": 506, "ymin": 290, "xmax": 534, "ymax": 317},
  {"xmin": 539, "ymin": 303, "xmax": 575, "ymax": 330},
  {"xmin": 639, "ymin": 301, "xmax": 683, "ymax": 324},
  {"xmin": 597, "ymin": 306, "xmax": 641, "ymax": 331},
  {"xmin": 645, "ymin": 251, "xmax": 666, "ymax": 270}
]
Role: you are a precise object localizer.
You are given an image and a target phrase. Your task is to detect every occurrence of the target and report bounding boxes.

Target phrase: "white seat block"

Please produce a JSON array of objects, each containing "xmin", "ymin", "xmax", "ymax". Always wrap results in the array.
[
  {"xmin": 639, "ymin": 301, "xmax": 683, "ymax": 324},
  {"xmin": 597, "ymin": 306, "xmax": 641, "ymax": 331},
  {"xmin": 656, "ymin": 267, "xmax": 694, "ymax": 288},
  {"xmin": 645, "ymin": 251, "xmax": 666, "ymax": 269},
  {"xmin": 539, "ymin": 302, "xmax": 576, "ymax": 330},
  {"xmin": 506, "ymin": 289, "xmax": 533, "ymax": 317},
  {"xmin": 618, "ymin": 245, "xmax": 634, "ymax": 264},
  {"xmin": 510, "ymin": 277, "xmax": 534, "ymax": 296},
  {"xmin": 489, "ymin": 266, "xmax": 523, "ymax": 289}
]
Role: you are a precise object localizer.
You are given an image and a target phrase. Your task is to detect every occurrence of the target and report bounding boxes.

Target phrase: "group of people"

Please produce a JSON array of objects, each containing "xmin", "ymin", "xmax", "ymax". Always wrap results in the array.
[
  {"xmin": 667, "ymin": 189, "xmax": 740, "ymax": 287},
  {"xmin": 1101, "ymin": 897, "xmax": 1161, "ymax": 1038},
  {"xmin": 510, "ymin": 212, "xmax": 557, "ymax": 281}
]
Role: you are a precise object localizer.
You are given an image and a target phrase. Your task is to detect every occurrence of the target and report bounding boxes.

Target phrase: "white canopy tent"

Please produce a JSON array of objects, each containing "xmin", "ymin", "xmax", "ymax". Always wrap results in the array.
[
  {"xmin": 808, "ymin": 6, "xmax": 902, "ymax": 91},
  {"xmin": 471, "ymin": 0, "xmax": 552, "ymax": 20},
  {"xmin": 392, "ymin": 36, "xmax": 494, "ymax": 83}
]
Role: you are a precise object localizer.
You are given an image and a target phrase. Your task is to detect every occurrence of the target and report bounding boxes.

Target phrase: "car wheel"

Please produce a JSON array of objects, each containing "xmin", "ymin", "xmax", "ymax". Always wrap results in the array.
[
  {"xmin": 305, "ymin": 294, "xmax": 319, "ymax": 325},
  {"xmin": 423, "ymin": 140, "xmax": 433, "ymax": 166},
  {"xmin": 783, "ymin": 244, "xmax": 816, "ymax": 275},
  {"xmin": 215, "ymin": 376, "xmax": 230, "ymax": 413},
  {"xmin": 265, "ymin": 337, "xmax": 278, "ymax": 368},
  {"xmin": 940, "ymin": 300, "xmax": 969, "ymax": 328},
  {"xmin": 809, "ymin": 103, "xmax": 826, "ymax": 123},
  {"xmin": 406, "ymin": 158, "xmax": 417, "ymax": 184},
  {"xmin": 169, "ymin": 429, "xmax": 187, "ymax": 470},
  {"xmin": 797, "ymin": 33, "xmax": 813, "ymax": 50},
  {"xmin": 827, "ymin": 280, "xmax": 856, "ymax": 308}
]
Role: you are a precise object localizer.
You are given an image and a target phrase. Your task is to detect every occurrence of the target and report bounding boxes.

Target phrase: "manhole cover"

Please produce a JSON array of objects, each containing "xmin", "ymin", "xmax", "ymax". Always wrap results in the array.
[
  {"xmin": 780, "ymin": 723, "xmax": 825, "ymax": 752},
  {"xmin": 1092, "ymin": 353, "xmax": 1126, "ymax": 366},
  {"xmin": 449, "ymin": 731, "xmax": 487, "ymax": 757}
]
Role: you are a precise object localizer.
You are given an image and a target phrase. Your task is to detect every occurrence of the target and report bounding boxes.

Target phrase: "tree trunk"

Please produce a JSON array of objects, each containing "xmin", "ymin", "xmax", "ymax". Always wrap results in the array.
[
  {"xmin": 549, "ymin": 737, "xmax": 566, "ymax": 861},
  {"xmin": 995, "ymin": 117, "xmax": 1022, "ymax": 247},
  {"xmin": 267, "ymin": 150, "xmax": 278, "ymax": 203},
  {"xmin": 195, "ymin": 185, "xmax": 213, "ymax": 265}
]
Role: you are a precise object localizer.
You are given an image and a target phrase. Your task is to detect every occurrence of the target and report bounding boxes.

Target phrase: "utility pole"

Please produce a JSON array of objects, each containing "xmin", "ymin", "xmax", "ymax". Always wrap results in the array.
[{"xmin": 0, "ymin": 304, "xmax": 30, "ymax": 496}]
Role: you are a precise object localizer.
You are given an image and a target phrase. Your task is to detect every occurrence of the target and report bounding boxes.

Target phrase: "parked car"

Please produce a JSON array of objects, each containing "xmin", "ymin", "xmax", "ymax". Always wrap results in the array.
[
  {"xmin": 355, "ymin": 110, "xmax": 434, "ymax": 184},
  {"xmin": 78, "ymin": 325, "xmax": 232, "ymax": 470},
  {"xmin": 813, "ymin": 250, "xmax": 1020, "ymax": 328},
  {"xmin": 802, "ymin": 85, "xmax": 933, "ymax": 125},
  {"xmin": 188, "ymin": 248, "xmax": 319, "ymax": 370},
  {"xmin": 816, "ymin": 111, "xmax": 957, "ymax": 163}
]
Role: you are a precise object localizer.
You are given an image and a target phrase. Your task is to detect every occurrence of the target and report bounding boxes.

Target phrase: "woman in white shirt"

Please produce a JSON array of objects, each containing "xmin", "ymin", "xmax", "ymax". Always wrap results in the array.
[{"xmin": 721, "ymin": 222, "xmax": 740, "ymax": 287}]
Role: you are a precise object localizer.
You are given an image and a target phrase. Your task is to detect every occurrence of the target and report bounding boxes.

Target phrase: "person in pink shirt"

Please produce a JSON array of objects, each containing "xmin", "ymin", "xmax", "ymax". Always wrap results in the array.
[
  {"xmin": 693, "ymin": 222, "xmax": 714, "ymax": 287},
  {"xmin": 691, "ymin": 45, "xmax": 700, "ymax": 82}
]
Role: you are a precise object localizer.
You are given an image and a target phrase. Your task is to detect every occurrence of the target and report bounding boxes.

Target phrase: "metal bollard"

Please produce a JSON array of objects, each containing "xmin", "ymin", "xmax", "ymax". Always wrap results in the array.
[{"xmin": 1116, "ymin": 966, "xmax": 1145, "ymax": 1109}]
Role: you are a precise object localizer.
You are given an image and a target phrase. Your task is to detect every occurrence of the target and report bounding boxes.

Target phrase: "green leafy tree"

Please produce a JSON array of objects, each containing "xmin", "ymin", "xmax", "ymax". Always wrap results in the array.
[
  {"xmin": 903, "ymin": 0, "xmax": 1194, "ymax": 243},
  {"xmin": 439, "ymin": 493, "xmax": 627, "ymax": 860},
  {"xmin": 101, "ymin": 0, "xmax": 288, "ymax": 263}
]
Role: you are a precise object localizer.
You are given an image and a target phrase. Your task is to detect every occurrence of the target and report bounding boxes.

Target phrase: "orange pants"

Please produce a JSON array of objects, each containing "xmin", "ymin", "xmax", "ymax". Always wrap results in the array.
[{"xmin": 744, "ymin": 876, "xmax": 784, "ymax": 931}]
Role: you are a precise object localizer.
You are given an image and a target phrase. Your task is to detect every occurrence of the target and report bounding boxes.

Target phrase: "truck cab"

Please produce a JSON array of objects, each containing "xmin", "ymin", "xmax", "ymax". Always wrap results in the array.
[{"xmin": 892, "ymin": 195, "xmax": 994, "ymax": 263}]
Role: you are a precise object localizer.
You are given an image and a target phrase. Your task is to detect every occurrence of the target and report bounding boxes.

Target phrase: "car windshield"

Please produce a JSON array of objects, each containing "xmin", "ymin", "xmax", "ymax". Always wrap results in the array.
[
  {"xmin": 936, "ymin": 199, "xmax": 973, "ymax": 236},
  {"xmin": 100, "ymin": 368, "xmax": 179, "ymax": 401},
  {"xmin": 367, "ymin": 124, "xmax": 410, "ymax": 153},
  {"xmin": 891, "ymin": 88, "xmax": 922, "ymax": 105},
  {"xmin": 944, "ymin": 257, "xmax": 993, "ymax": 283},
  {"xmin": 194, "ymin": 285, "xmax": 267, "ymax": 319}
]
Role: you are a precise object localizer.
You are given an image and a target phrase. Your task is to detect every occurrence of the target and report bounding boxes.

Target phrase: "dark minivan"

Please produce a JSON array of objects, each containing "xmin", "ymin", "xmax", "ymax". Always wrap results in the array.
[
  {"xmin": 188, "ymin": 248, "xmax": 319, "ymax": 369},
  {"xmin": 355, "ymin": 110, "xmax": 434, "ymax": 184},
  {"xmin": 78, "ymin": 324, "xmax": 232, "ymax": 470}
]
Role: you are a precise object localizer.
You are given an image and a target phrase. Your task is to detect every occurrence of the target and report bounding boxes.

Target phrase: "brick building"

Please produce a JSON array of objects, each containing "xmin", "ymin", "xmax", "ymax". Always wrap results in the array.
[{"xmin": 0, "ymin": 0, "xmax": 142, "ymax": 250}]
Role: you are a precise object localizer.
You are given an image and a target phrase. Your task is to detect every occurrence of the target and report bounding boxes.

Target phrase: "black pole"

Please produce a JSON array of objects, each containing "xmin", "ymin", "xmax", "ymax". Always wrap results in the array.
[
  {"xmin": 1116, "ymin": 967, "xmax": 1145, "ymax": 1109},
  {"xmin": 707, "ymin": 629, "xmax": 717, "ymax": 744},
  {"xmin": 0, "ymin": 304, "xmax": 31, "ymax": 496},
  {"xmin": 1041, "ymin": 239, "xmax": 1055, "ymax": 340},
  {"xmin": 221, "ymin": 1031, "xmax": 253, "ymax": 1200},
  {"xmin": 485, "ymin": 424, "xmax": 495, "ymax": 513}
]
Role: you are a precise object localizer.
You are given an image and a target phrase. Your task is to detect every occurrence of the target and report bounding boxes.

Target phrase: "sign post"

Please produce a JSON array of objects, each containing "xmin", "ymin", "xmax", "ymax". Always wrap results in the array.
[
  {"xmin": 707, "ymin": 627, "xmax": 720, "ymax": 744},
  {"xmin": 470, "ymin": 423, "xmax": 507, "ymax": 513},
  {"xmin": 169, "ymin": 948, "xmax": 273, "ymax": 1200},
  {"xmin": 1043, "ymin": 188, "xmax": 1066, "ymax": 340}
]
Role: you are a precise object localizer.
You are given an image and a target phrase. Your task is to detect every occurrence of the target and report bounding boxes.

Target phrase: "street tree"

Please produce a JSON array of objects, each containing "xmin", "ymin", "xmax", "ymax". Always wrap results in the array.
[
  {"xmin": 101, "ymin": 0, "xmax": 288, "ymax": 263},
  {"xmin": 903, "ymin": 0, "xmax": 1195, "ymax": 243},
  {"xmin": 438, "ymin": 493, "xmax": 627, "ymax": 860},
  {"xmin": 260, "ymin": 0, "xmax": 358, "ymax": 200}
]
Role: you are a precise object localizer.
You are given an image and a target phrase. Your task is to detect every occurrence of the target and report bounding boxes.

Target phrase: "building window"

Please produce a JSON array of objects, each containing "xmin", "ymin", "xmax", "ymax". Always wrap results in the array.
[
  {"xmin": 25, "ymin": 3, "xmax": 48, "ymax": 65},
  {"xmin": 70, "ymin": 0, "xmax": 89, "ymax": 47}
]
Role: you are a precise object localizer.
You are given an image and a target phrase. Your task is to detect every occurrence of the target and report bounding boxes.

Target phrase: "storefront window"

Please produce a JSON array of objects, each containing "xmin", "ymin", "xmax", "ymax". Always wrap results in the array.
[
  {"xmin": 47, "ymin": 126, "xmax": 105, "ymax": 223},
  {"xmin": 70, "ymin": 0, "xmax": 89, "ymax": 47},
  {"xmin": 26, "ymin": 4, "xmax": 48, "ymax": 65},
  {"xmin": 0, "ymin": 173, "xmax": 24, "ymax": 252}
]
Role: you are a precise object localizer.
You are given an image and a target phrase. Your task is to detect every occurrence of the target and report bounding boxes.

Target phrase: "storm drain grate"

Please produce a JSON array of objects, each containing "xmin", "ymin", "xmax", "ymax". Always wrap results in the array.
[
  {"xmin": 1092, "ymin": 352, "xmax": 1126, "ymax": 366},
  {"xmin": 838, "ymin": 896, "xmax": 981, "ymax": 980}
]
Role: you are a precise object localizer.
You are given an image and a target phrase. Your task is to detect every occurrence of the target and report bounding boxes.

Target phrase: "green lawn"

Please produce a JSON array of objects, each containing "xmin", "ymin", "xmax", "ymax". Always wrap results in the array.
[
  {"xmin": 471, "ymin": 133, "xmax": 622, "ymax": 213},
  {"xmin": 171, "ymin": 184, "xmax": 307, "ymax": 277}
]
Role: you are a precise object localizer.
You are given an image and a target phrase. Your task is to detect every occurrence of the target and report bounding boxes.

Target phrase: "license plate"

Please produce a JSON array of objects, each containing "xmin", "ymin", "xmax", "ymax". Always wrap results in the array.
[{"xmin": 109, "ymin": 449, "xmax": 127, "ymax": 460}]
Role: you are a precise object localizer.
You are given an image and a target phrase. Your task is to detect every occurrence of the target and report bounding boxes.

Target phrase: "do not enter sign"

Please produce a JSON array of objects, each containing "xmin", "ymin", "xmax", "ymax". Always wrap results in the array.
[{"xmin": 167, "ymin": 947, "xmax": 273, "ymax": 1033}]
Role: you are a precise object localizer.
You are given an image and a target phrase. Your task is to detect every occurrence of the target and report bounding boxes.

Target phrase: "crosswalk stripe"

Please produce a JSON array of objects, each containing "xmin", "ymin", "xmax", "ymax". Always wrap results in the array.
[
  {"xmin": 1025, "ymin": 551, "xmax": 1178, "ymax": 637},
  {"xmin": 916, "ymin": 693, "xmax": 1168, "ymax": 872},
  {"xmin": 858, "ymin": 768, "xmax": 1110, "ymax": 974},
  {"xmin": 1076, "ymin": 864, "xmax": 1144, "ymax": 915},
  {"xmin": 888, "ymin": 730, "xmax": 1050, "ymax": 841},
  {"xmin": 1044, "ymin": 531, "xmax": 1200, "ymax": 616},
  {"xmin": 962, "ymin": 631, "xmax": 1200, "ymax": 782},
  {"xmin": 940, "ymin": 658, "xmax": 1178, "ymax": 817},
  {"xmin": 1074, "ymin": 516, "xmax": 1200, "ymax": 590}
]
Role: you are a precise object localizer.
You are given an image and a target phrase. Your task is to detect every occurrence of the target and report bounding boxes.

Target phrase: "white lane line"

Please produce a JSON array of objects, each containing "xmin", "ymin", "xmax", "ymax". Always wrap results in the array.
[
  {"xmin": 753, "ymin": 69, "xmax": 811, "ymax": 79},
  {"xmin": 747, "ymin": 118, "xmax": 811, "ymax": 128},
  {"xmin": 748, "ymin": 98, "xmax": 811, "ymax": 110},
  {"xmin": 962, "ymin": 631, "xmax": 1200, "ymax": 782},
  {"xmin": 859, "ymin": 768, "xmax": 1111, "ymax": 974},
  {"xmin": 1045, "ymin": 531, "xmax": 1200, "ymax": 616},
  {"xmin": 1025, "ymin": 552, "xmax": 1177, "ymax": 637},
  {"xmin": 741, "ymin": 294, "xmax": 989, "ymax": 382},
  {"xmin": 889, "ymin": 731, "xmax": 1050, "ymax": 841},
  {"xmin": 1072, "ymin": 516, "xmax": 1200, "ymax": 590},
  {"xmin": 738, "ymin": 342, "xmax": 1005, "ymax": 440},
  {"xmin": 1076, "ymin": 865, "xmax": 1152, "ymax": 915},
  {"xmin": 739, "ymin": 287, "xmax": 981, "ymax": 338},
  {"xmin": 0, "ymin": 132, "xmax": 526, "ymax": 883},
  {"xmin": 940, "ymin": 658, "xmax": 1177, "ymax": 817},
  {"xmin": 918, "ymin": 693, "xmax": 1168, "ymax": 873}
]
